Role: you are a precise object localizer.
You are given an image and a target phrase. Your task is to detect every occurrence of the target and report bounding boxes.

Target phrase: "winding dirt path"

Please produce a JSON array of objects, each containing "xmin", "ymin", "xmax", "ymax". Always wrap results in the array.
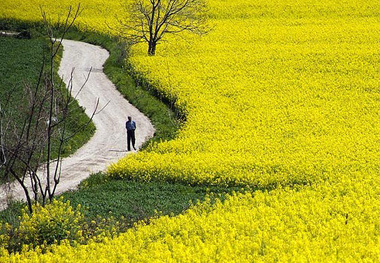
[{"xmin": 0, "ymin": 39, "xmax": 155, "ymax": 210}]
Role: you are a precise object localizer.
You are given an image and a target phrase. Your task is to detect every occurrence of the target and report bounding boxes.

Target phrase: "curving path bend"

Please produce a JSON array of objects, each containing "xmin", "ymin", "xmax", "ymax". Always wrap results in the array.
[{"xmin": 0, "ymin": 40, "xmax": 155, "ymax": 210}]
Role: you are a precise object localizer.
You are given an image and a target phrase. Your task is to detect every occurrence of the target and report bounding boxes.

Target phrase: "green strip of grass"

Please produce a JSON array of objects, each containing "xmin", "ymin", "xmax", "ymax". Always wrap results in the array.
[
  {"xmin": 63, "ymin": 173, "xmax": 216, "ymax": 221},
  {"xmin": 0, "ymin": 37, "xmax": 45, "ymax": 101},
  {"xmin": 0, "ymin": 172, "xmax": 244, "ymax": 227}
]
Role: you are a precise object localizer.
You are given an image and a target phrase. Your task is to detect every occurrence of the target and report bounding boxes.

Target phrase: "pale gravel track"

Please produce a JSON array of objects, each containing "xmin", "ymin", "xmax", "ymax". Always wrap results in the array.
[{"xmin": 0, "ymin": 39, "xmax": 155, "ymax": 210}]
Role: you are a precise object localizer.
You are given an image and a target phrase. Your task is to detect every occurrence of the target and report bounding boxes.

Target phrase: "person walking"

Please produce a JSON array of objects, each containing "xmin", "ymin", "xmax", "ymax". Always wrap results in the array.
[{"xmin": 126, "ymin": 116, "xmax": 136, "ymax": 151}]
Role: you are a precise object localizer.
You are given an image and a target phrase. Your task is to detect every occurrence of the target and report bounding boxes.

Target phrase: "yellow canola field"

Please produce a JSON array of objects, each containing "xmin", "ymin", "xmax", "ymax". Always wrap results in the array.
[
  {"xmin": 1, "ymin": 0, "xmax": 380, "ymax": 261},
  {"xmin": 2, "ymin": 179, "xmax": 380, "ymax": 262},
  {"xmin": 110, "ymin": 0, "xmax": 380, "ymax": 188}
]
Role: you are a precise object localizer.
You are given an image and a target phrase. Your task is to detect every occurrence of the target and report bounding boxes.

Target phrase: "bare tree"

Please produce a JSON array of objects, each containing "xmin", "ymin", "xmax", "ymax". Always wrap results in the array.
[
  {"xmin": 0, "ymin": 5, "xmax": 100, "ymax": 214},
  {"xmin": 116, "ymin": 0, "xmax": 209, "ymax": 56}
]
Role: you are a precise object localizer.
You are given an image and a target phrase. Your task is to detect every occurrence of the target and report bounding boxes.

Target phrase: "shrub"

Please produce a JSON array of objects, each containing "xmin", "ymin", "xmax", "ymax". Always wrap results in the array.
[
  {"xmin": 0, "ymin": 198, "xmax": 130, "ymax": 254},
  {"xmin": 0, "ymin": 198, "xmax": 84, "ymax": 253}
]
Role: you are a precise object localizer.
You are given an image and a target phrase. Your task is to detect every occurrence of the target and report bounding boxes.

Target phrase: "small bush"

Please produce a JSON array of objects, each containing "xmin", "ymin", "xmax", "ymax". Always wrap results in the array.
[
  {"xmin": 0, "ymin": 198, "xmax": 129, "ymax": 254},
  {"xmin": 0, "ymin": 198, "xmax": 84, "ymax": 253}
]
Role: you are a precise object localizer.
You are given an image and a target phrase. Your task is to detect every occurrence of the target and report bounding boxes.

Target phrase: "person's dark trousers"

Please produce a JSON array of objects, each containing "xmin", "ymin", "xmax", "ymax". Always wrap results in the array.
[{"xmin": 127, "ymin": 129, "xmax": 136, "ymax": 151}]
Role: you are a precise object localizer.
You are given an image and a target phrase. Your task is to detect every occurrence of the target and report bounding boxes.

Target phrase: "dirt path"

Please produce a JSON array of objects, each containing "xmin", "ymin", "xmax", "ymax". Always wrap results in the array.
[{"xmin": 0, "ymin": 39, "xmax": 155, "ymax": 210}]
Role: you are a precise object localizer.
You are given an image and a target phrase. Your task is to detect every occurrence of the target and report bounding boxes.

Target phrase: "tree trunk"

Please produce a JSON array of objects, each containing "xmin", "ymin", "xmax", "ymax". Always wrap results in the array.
[{"xmin": 148, "ymin": 41, "xmax": 157, "ymax": 56}]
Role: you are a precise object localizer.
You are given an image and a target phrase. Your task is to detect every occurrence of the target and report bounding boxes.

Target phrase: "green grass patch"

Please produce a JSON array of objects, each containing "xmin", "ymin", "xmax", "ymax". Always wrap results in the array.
[
  {"xmin": 0, "ymin": 201, "xmax": 24, "ymax": 226},
  {"xmin": 0, "ymin": 37, "xmax": 45, "ymax": 104},
  {"xmin": 63, "ymin": 173, "xmax": 243, "ymax": 222}
]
